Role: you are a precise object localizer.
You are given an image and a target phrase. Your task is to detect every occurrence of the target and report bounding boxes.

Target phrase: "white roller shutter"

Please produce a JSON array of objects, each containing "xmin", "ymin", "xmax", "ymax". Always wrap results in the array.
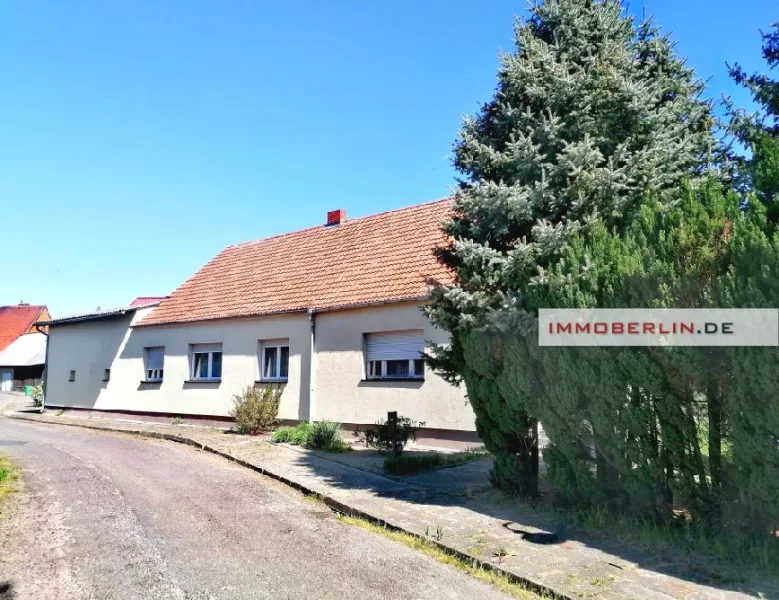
[
  {"xmin": 146, "ymin": 347, "xmax": 164, "ymax": 370},
  {"xmin": 365, "ymin": 330, "xmax": 424, "ymax": 361}
]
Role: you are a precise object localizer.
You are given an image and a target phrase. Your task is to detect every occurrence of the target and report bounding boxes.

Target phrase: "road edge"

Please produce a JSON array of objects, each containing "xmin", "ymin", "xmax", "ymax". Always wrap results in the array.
[{"xmin": 5, "ymin": 413, "xmax": 570, "ymax": 600}]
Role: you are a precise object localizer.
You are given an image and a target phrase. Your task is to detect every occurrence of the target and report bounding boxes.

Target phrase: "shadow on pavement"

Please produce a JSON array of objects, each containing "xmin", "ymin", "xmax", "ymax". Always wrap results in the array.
[{"xmin": 288, "ymin": 447, "xmax": 779, "ymax": 598}]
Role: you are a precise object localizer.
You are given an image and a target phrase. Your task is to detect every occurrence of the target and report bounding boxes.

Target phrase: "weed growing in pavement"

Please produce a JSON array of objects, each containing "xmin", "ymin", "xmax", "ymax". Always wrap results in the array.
[{"xmin": 335, "ymin": 513, "xmax": 545, "ymax": 599}]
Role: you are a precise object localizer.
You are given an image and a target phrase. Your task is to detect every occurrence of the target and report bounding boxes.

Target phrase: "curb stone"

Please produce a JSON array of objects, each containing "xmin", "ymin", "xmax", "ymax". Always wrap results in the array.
[{"xmin": 6, "ymin": 412, "xmax": 571, "ymax": 600}]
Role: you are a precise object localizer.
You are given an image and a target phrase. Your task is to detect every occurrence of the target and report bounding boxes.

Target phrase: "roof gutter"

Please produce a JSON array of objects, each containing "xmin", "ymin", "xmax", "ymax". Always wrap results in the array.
[
  {"xmin": 134, "ymin": 297, "xmax": 431, "ymax": 329},
  {"xmin": 37, "ymin": 308, "xmax": 135, "ymax": 327}
]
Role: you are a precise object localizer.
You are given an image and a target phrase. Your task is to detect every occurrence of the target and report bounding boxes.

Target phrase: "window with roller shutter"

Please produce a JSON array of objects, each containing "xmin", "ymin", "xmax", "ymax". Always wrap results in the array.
[{"xmin": 364, "ymin": 330, "xmax": 425, "ymax": 380}]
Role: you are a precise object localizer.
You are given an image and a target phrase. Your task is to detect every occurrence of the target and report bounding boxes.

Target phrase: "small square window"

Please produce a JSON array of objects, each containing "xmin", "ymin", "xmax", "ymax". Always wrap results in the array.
[
  {"xmin": 260, "ymin": 340, "xmax": 289, "ymax": 381},
  {"xmin": 69, "ymin": 370, "xmax": 76, "ymax": 382},
  {"xmin": 190, "ymin": 344, "xmax": 222, "ymax": 380},
  {"xmin": 103, "ymin": 369, "xmax": 110, "ymax": 382}
]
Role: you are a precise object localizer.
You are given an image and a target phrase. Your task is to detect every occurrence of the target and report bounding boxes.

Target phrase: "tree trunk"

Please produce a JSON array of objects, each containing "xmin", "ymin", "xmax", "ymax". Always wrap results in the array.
[{"xmin": 707, "ymin": 381, "xmax": 723, "ymax": 526}]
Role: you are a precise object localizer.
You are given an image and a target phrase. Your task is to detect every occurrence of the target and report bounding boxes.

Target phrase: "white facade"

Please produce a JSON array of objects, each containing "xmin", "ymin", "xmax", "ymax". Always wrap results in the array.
[{"xmin": 44, "ymin": 301, "xmax": 476, "ymax": 435}]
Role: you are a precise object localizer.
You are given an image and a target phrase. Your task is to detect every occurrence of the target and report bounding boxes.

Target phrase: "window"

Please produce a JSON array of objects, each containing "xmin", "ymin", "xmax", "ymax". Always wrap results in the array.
[
  {"xmin": 103, "ymin": 369, "xmax": 110, "ymax": 382},
  {"xmin": 190, "ymin": 343, "xmax": 222, "ymax": 380},
  {"xmin": 145, "ymin": 347, "xmax": 165, "ymax": 381},
  {"xmin": 260, "ymin": 339, "xmax": 289, "ymax": 381},
  {"xmin": 69, "ymin": 370, "xmax": 76, "ymax": 382},
  {"xmin": 365, "ymin": 330, "xmax": 425, "ymax": 380}
]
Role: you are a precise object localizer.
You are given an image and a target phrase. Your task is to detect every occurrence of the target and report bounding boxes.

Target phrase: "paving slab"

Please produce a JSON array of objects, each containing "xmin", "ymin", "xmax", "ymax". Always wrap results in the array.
[{"xmin": 6, "ymin": 409, "xmax": 778, "ymax": 600}]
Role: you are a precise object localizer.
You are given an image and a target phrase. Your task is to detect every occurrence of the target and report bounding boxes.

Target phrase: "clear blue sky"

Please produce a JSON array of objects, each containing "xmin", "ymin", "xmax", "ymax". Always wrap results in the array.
[{"xmin": 0, "ymin": 1, "xmax": 774, "ymax": 317}]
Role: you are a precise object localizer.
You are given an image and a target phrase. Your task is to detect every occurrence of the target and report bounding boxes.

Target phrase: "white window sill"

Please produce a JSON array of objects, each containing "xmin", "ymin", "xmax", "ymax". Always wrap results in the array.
[{"xmin": 362, "ymin": 377, "xmax": 424, "ymax": 383}]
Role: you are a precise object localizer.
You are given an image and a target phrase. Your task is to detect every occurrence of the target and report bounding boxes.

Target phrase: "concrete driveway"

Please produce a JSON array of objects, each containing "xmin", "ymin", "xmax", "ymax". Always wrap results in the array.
[{"xmin": 0, "ymin": 418, "xmax": 511, "ymax": 600}]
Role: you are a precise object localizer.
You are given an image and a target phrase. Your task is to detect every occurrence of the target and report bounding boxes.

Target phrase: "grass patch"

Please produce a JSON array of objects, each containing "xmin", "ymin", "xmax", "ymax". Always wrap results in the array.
[
  {"xmin": 336, "ymin": 513, "xmax": 545, "ymax": 599},
  {"xmin": 271, "ymin": 421, "xmax": 349, "ymax": 453},
  {"xmin": 272, "ymin": 423, "xmax": 311, "ymax": 445},
  {"xmin": 524, "ymin": 502, "xmax": 779, "ymax": 579},
  {"xmin": 0, "ymin": 454, "xmax": 19, "ymax": 509},
  {"xmin": 383, "ymin": 448, "xmax": 488, "ymax": 476}
]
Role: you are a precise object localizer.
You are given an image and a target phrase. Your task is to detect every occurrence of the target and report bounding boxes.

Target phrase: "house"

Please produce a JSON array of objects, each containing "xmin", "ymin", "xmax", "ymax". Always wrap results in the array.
[
  {"xmin": 0, "ymin": 303, "xmax": 50, "ymax": 391},
  {"xmin": 40, "ymin": 200, "xmax": 479, "ymax": 448}
]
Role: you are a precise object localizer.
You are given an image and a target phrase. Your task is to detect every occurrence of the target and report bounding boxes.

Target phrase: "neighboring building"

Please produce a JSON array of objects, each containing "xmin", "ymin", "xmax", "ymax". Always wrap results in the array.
[
  {"xmin": 0, "ymin": 303, "xmax": 50, "ymax": 391},
  {"xmin": 41, "ymin": 200, "xmax": 479, "ymax": 447}
]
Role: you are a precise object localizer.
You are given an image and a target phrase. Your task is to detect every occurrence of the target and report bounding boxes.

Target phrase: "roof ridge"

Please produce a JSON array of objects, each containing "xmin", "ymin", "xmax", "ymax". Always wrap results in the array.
[
  {"xmin": 0, "ymin": 304, "xmax": 47, "ymax": 310},
  {"xmin": 228, "ymin": 196, "xmax": 453, "ymax": 250}
]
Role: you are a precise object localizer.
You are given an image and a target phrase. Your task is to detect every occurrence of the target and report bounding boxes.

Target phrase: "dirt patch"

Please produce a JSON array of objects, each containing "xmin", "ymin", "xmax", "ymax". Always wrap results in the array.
[{"xmin": 0, "ymin": 469, "xmax": 83, "ymax": 599}]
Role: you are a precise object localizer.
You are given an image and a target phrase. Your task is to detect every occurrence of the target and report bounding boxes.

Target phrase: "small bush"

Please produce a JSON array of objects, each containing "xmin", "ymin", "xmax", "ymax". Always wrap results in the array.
[
  {"xmin": 356, "ymin": 415, "xmax": 424, "ymax": 454},
  {"xmin": 31, "ymin": 384, "xmax": 44, "ymax": 408},
  {"xmin": 308, "ymin": 420, "xmax": 348, "ymax": 452},
  {"xmin": 271, "ymin": 422, "xmax": 313, "ymax": 446},
  {"xmin": 230, "ymin": 385, "xmax": 282, "ymax": 435},
  {"xmin": 290, "ymin": 422, "xmax": 313, "ymax": 445},
  {"xmin": 271, "ymin": 426, "xmax": 296, "ymax": 443}
]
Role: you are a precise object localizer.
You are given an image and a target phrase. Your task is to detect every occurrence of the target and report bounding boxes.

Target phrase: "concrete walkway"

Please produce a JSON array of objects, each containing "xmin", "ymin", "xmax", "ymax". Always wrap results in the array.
[{"xmin": 5, "ymin": 406, "xmax": 777, "ymax": 600}]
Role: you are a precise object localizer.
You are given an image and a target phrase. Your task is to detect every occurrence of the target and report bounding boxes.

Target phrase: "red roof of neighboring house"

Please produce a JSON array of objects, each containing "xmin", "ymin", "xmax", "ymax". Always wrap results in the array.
[
  {"xmin": 0, "ymin": 304, "xmax": 49, "ymax": 351},
  {"xmin": 139, "ymin": 199, "xmax": 454, "ymax": 327},
  {"xmin": 130, "ymin": 297, "xmax": 169, "ymax": 308}
]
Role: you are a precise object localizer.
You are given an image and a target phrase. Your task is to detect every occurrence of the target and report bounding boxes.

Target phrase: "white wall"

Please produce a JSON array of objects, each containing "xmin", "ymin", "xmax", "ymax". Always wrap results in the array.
[
  {"xmin": 46, "ymin": 309, "xmax": 311, "ymax": 420},
  {"xmin": 45, "ymin": 302, "xmax": 476, "ymax": 433},
  {"xmin": 314, "ymin": 302, "xmax": 474, "ymax": 432}
]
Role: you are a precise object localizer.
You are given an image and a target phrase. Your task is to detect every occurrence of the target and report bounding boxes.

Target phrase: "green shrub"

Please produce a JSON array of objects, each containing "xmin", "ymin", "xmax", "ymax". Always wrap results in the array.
[
  {"xmin": 271, "ymin": 422, "xmax": 313, "ymax": 446},
  {"xmin": 271, "ymin": 426, "xmax": 296, "ymax": 443},
  {"xmin": 290, "ymin": 422, "xmax": 312, "ymax": 445},
  {"xmin": 31, "ymin": 384, "xmax": 44, "ymax": 408},
  {"xmin": 230, "ymin": 385, "xmax": 281, "ymax": 435},
  {"xmin": 307, "ymin": 420, "xmax": 348, "ymax": 452},
  {"xmin": 271, "ymin": 421, "xmax": 347, "ymax": 452},
  {"xmin": 356, "ymin": 415, "xmax": 424, "ymax": 454}
]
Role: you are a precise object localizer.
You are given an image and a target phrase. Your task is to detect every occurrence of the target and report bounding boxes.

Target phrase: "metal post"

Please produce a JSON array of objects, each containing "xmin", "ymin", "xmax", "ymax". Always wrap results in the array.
[{"xmin": 388, "ymin": 411, "xmax": 398, "ymax": 457}]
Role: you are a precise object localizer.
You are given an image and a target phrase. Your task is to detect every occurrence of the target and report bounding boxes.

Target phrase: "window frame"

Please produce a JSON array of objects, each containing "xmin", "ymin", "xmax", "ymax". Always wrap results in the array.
[
  {"xmin": 260, "ymin": 341, "xmax": 289, "ymax": 382},
  {"xmin": 190, "ymin": 345, "xmax": 223, "ymax": 381},
  {"xmin": 364, "ymin": 330, "xmax": 425, "ymax": 381},
  {"xmin": 144, "ymin": 347, "xmax": 165, "ymax": 382},
  {"xmin": 365, "ymin": 358, "xmax": 425, "ymax": 381}
]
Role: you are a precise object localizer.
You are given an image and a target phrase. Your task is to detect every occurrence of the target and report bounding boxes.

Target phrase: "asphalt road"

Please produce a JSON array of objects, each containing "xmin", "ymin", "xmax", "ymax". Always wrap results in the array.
[{"xmin": 0, "ymin": 418, "xmax": 511, "ymax": 600}]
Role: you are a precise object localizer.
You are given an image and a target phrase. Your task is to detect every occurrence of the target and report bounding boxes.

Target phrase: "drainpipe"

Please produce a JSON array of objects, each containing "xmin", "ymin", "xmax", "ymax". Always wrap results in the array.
[
  {"xmin": 35, "ymin": 324, "xmax": 49, "ymax": 413},
  {"xmin": 307, "ymin": 309, "xmax": 316, "ymax": 423}
]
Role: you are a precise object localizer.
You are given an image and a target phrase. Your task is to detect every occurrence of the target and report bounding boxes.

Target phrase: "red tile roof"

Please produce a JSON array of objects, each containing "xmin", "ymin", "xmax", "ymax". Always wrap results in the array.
[
  {"xmin": 130, "ymin": 296, "xmax": 169, "ymax": 308},
  {"xmin": 139, "ymin": 199, "xmax": 454, "ymax": 327},
  {"xmin": 0, "ymin": 305, "xmax": 49, "ymax": 351}
]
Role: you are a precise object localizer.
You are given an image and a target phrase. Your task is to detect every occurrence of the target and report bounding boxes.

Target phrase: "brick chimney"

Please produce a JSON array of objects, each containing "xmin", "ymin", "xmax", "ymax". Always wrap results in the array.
[{"xmin": 326, "ymin": 209, "xmax": 347, "ymax": 226}]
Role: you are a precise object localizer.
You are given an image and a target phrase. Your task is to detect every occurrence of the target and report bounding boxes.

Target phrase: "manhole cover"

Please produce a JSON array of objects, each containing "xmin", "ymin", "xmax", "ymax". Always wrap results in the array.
[{"xmin": 0, "ymin": 440, "xmax": 27, "ymax": 446}]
